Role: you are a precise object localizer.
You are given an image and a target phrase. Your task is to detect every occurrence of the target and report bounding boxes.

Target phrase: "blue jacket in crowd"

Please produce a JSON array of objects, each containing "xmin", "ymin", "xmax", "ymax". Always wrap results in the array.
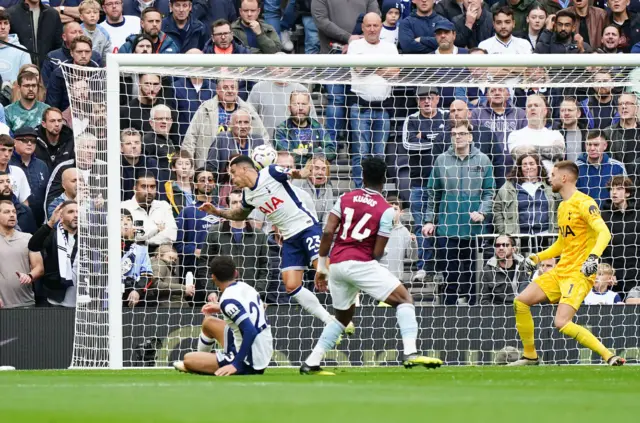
[
  {"xmin": 118, "ymin": 32, "xmax": 179, "ymax": 54},
  {"xmin": 10, "ymin": 151, "xmax": 50, "ymax": 225},
  {"xmin": 175, "ymin": 201, "xmax": 220, "ymax": 270},
  {"xmin": 398, "ymin": 11, "xmax": 449, "ymax": 53},
  {"xmin": 402, "ymin": 110, "xmax": 448, "ymax": 183},
  {"xmin": 194, "ymin": 0, "xmax": 238, "ymax": 29},
  {"xmin": 46, "ymin": 59, "xmax": 100, "ymax": 112},
  {"xmin": 122, "ymin": 0, "xmax": 170, "ymax": 17},
  {"xmin": 173, "ymin": 77, "xmax": 217, "ymax": 138},
  {"xmin": 162, "ymin": 14, "xmax": 209, "ymax": 53},
  {"xmin": 8, "ymin": 193, "xmax": 37, "ymax": 234},
  {"xmin": 41, "ymin": 44, "xmax": 102, "ymax": 86},
  {"xmin": 576, "ymin": 153, "xmax": 627, "ymax": 207}
]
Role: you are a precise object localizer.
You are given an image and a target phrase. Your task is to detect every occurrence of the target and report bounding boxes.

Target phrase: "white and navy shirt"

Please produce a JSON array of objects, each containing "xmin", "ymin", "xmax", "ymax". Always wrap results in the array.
[
  {"xmin": 242, "ymin": 165, "xmax": 318, "ymax": 240},
  {"xmin": 5, "ymin": 165, "xmax": 31, "ymax": 203},
  {"xmin": 584, "ymin": 289, "xmax": 622, "ymax": 305},
  {"xmin": 478, "ymin": 35, "xmax": 533, "ymax": 55},
  {"xmin": 99, "ymin": 16, "xmax": 142, "ymax": 53},
  {"xmin": 220, "ymin": 281, "xmax": 273, "ymax": 370}
]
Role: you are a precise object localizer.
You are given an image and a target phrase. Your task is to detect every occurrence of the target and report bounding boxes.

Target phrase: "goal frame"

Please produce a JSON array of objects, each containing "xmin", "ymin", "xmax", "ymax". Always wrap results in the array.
[{"xmin": 104, "ymin": 53, "xmax": 640, "ymax": 370}]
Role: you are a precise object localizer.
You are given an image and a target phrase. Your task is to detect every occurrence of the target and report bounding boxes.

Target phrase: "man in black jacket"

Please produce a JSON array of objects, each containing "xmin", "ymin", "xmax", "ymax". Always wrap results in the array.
[
  {"xmin": 534, "ymin": 9, "xmax": 592, "ymax": 54},
  {"xmin": 35, "ymin": 107, "xmax": 75, "ymax": 172},
  {"xmin": 7, "ymin": 0, "xmax": 63, "ymax": 67},
  {"xmin": 453, "ymin": 0, "xmax": 494, "ymax": 48}
]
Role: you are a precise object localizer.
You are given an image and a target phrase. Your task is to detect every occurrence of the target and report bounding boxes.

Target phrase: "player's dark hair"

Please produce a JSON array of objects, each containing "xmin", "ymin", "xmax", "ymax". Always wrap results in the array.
[
  {"xmin": 362, "ymin": 157, "xmax": 387, "ymax": 188},
  {"xmin": 229, "ymin": 155, "xmax": 256, "ymax": 169},
  {"xmin": 209, "ymin": 256, "xmax": 237, "ymax": 283},
  {"xmin": 554, "ymin": 160, "xmax": 579, "ymax": 180}
]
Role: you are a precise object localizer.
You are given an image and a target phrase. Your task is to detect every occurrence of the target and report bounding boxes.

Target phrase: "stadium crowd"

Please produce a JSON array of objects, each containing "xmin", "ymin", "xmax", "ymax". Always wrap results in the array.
[{"xmin": 0, "ymin": 0, "xmax": 640, "ymax": 310}]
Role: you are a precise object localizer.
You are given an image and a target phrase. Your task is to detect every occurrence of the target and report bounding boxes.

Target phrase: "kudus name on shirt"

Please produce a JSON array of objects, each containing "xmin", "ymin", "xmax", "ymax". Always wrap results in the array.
[{"xmin": 353, "ymin": 195, "xmax": 377, "ymax": 208}]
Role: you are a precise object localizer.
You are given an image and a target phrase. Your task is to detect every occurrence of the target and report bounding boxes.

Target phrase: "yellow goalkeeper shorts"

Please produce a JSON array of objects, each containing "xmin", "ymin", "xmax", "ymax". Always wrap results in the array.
[{"xmin": 534, "ymin": 269, "xmax": 593, "ymax": 311}]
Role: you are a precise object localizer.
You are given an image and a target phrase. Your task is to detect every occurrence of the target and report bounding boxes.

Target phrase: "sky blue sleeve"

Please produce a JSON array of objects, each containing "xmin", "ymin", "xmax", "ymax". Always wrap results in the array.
[
  {"xmin": 378, "ymin": 207, "xmax": 395, "ymax": 237},
  {"xmin": 139, "ymin": 249, "xmax": 153, "ymax": 276}
]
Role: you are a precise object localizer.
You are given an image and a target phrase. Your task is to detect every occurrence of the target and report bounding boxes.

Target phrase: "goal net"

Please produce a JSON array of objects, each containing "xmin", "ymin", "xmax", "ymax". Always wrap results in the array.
[{"xmin": 60, "ymin": 54, "xmax": 640, "ymax": 369}]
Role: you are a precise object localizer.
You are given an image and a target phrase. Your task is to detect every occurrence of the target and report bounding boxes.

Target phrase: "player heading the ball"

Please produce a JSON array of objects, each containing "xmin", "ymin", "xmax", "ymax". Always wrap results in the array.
[
  {"xmin": 174, "ymin": 256, "xmax": 273, "ymax": 376},
  {"xmin": 199, "ymin": 155, "xmax": 353, "ymax": 333},
  {"xmin": 300, "ymin": 157, "xmax": 443, "ymax": 376},
  {"xmin": 513, "ymin": 160, "xmax": 625, "ymax": 366}
]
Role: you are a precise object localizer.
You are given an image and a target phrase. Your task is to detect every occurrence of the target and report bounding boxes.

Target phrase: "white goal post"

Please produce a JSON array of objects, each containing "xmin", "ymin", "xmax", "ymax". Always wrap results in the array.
[{"xmin": 61, "ymin": 53, "xmax": 640, "ymax": 370}]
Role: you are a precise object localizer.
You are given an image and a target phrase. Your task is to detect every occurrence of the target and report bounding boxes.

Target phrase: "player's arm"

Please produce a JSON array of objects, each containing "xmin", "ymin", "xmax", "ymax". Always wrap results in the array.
[
  {"xmin": 317, "ymin": 211, "xmax": 340, "ymax": 275},
  {"xmin": 580, "ymin": 201, "xmax": 612, "ymax": 276},
  {"xmin": 199, "ymin": 194, "xmax": 254, "ymax": 221},
  {"xmin": 219, "ymin": 300, "xmax": 258, "ymax": 375},
  {"xmin": 372, "ymin": 207, "xmax": 395, "ymax": 261},
  {"xmin": 532, "ymin": 235, "xmax": 564, "ymax": 263}
]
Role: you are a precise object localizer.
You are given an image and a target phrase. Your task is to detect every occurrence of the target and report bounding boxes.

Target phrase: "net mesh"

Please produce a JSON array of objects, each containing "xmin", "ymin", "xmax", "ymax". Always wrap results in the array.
[{"xmin": 61, "ymin": 60, "xmax": 640, "ymax": 368}]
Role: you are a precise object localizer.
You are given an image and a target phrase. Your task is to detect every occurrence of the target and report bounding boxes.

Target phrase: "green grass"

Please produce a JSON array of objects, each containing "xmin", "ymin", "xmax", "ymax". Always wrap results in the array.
[{"xmin": 1, "ymin": 367, "xmax": 639, "ymax": 423}]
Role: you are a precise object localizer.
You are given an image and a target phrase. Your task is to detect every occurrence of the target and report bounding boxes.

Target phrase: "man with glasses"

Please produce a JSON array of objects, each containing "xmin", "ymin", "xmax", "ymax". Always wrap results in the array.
[
  {"xmin": 480, "ymin": 234, "xmax": 529, "ymax": 305},
  {"xmin": 9, "ymin": 127, "xmax": 50, "ymax": 226},
  {"xmin": 99, "ymin": 0, "xmax": 141, "ymax": 53},
  {"xmin": 5, "ymin": 71, "xmax": 50, "ymax": 133},
  {"xmin": 205, "ymin": 19, "xmax": 251, "ymax": 54}
]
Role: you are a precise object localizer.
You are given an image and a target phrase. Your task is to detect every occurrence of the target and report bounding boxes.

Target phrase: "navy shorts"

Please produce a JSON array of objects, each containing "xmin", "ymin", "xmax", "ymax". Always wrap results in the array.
[
  {"xmin": 281, "ymin": 224, "xmax": 322, "ymax": 271},
  {"xmin": 215, "ymin": 326, "xmax": 265, "ymax": 375}
]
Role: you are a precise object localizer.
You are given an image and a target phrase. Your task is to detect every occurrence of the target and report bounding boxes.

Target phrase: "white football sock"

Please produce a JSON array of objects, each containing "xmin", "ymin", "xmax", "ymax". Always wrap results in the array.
[
  {"xmin": 290, "ymin": 286, "xmax": 332, "ymax": 324},
  {"xmin": 305, "ymin": 319, "xmax": 345, "ymax": 367},
  {"xmin": 396, "ymin": 303, "xmax": 418, "ymax": 356},
  {"xmin": 197, "ymin": 332, "xmax": 216, "ymax": 353}
]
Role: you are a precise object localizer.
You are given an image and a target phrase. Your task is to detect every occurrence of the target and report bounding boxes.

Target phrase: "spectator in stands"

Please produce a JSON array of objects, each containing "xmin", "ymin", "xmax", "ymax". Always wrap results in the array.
[
  {"xmin": 0, "ymin": 10, "xmax": 30, "ymax": 86},
  {"xmin": 122, "ymin": 0, "xmax": 170, "ymax": 17},
  {"xmin": 581, "ymin": 71, "xmax": 616, "ymax": 130},
  {"xmin": 247, "ymin": 65, "xmax": 317, "ymax": 139},
  {"xmin": 42, "ymin": 22, "xmax": 102, "ymax": 86},
  {"xmin": 175, "ymin": 168, "xmax": 218, "ymax": 277},
  {"xmin": 430, "ymin": 21, "xmax": 468, "ymax": 108},
  {"xmin": 479, "ymin": 6, "xmax": 532, "ymax": 54},
  {"xmin": 162, "ymin": 0, "xmax": 207, "ymax": 53},
  {"xmin": 9, "ymin": 127, "xmax": 49, "ymax": 225},
  {"xmin": 78, "ymin": 0, "xmax": 112, "ymax": 66},
  {"xmin": 402, "ymin": 86, "xmax": 447, "ymax": 282},
  {"xmin": 274, "ymin": 91, "xmax": 335, "ymax": 167},
  {"xmin": 553, "ymin": 97, "xmax": 586, "ymax": 161},
  {"xmin": 493, "ymin": 152, "xmax": 558, "ymax": 235},
  {"xmin": 0, "ymin": 170, "xmax": 36, "ymax": 233},
  {"xmin": 121, "ymin": 128, "xmax": 158, "ymax": 202},
  {"xmin": 50, "ymin": 0, "xmax": 82, "ymax": 24},
  {"xmin": 378, "ymin": 196, "xmax": 417, "ymax": 284},
  {"xmin": 348, "ymin": 13, "xmax": 399, "ymax": 188},
  {"xmin": 607, "ymin": 93, "xmax": 640, "ymax": 177},
  {"xmin": 533, "ymin": 257, "xmax": 556, "ymax": 279},
  {"xmin": 508, "ymin": 94, "xmax": 565, "ymax": 175},
  {"xmin": 46, "ymin": 35, "xmax": 99, "ymax": 112},
  {"xmin": 203, "ymin": 19, "xmax": 250, "ymax": 54},
  {"xmin": 597, "ymin": 24, "xmax": 624, "ymax": 53},
  {"xmin": 149, "ymin": 244, "xmax": 194, "ymax": 307},
  {"xmin": 489, "ymin": 0, "xmax": 536, "ymax": 33},
  {"xmin": 100, "ymin": 0, "xmax": 141, "ymax": 52},
  {"xmin": 602, "ymin": 176, "xmax": 640, "ymax": 296},
  {"xmin": 11, "ymin": 64, "xmax": 46, "ymax": 104},
  {"xmin": 120, "ymin": 73, "xmax": 167, "ymax": 133},
  {"xmin": 398, "ymin": 0, "xmax": 447, "ymax": 53},
  {"xmin": 422, "ymin": 119, "xmax": 495, "ymax": 305},
  {"xmin": 472, "ymin": 85, "xmax": 527, "ymax": 188},
  {"xmin": 312, "ymin": 0, "xmax": 379, "ymax": 145},
  {"xmin": 195, "ymin": 189, "xmax": 268, "ymax": 303},
  {"xmin": 118, "ymin": 7, "xmax": 179, "ymax": 53},
  {"xmin": 173, "ymin": 49, "xmax": 216, "ymax": 139},
  {"xmin": 627, "ymin": 287, "xmax": 640, "ymax": 304},
  {"xmin": 231, "ymin": 0, "xmax": 282, "ymax": 54},
  {"xmin": 122, "ymin": 171, "xmax": 177, "ymax": 252},
  {"xmin": 0, "ymin": 199, "xmax": 43, "ymax": 308},
  {"xmin": 535, "ymin": 10, "xmax": 592, "ymax": 54},
  {"xmin": 513, "ymin": 4, "xmax": 546, "ymax": 49},
  {"xmin": 35, "ymin": 107, "xmax": 74, "ymax": 171},
  {"xmin": 480, "ymin": 234, "xmax": 528, "ymax": 305},
  {"xmin": 435, "ymin": 0, "xmax": 464, "ymax": 21},
  {"xmin": 143, "ymin": 104, "xmax": 178, "ymax": 183},
  {"xmin": 0, "ymin": 134, "xmax": 30, "ymax": 204},
  {"xmin": 183, "ymin": 78, "xmax": 267, "ymax": 169},
  {"xmin": 291, "ymin": 0, "xmax": 320, "ymax": 54},
  {"xmin": 160, "ymin": 150, "xmax": 196, "ymax": 218},
  {"xmin": 378, "ymin": 0, "xmax": 401, "ymax": 46},
  {"xmin": 47, "ymin": 167, "xmax": 78, "ymax": 220},
  {"xmin": 453, "ymin": 0, "xmax": 494, "ymax": 49},
  {"xmin": 606, "ymin": 0, "xmax": 640, "ymax": 53},
  {"xmin": 120, "ymin": 208, "xmax": 153, "ymax": 308},
  {"xmin": 566, "ymin": 0, "xmax": 606, "ymax": 49},
  {"xmin": 292, "ymin": 155, "xmax": 336, "ymax": 224},
  {"xmin": 583, "ymin": 263, "xmax": 623, "ymax": 305},
  {"xmin": 28, "ymin": 200, "xmax": 78, "ymax": 307},
  {"xmin": 5, "ymin": 71, "xmax": 49, "ymax": 132},
  {"xmin": 8, "ymin": 0, "xmax": 62, "ymax": 67},
  {"xmin": 206, "ymin": 109, "xmax": 266, "ymax": 174},
  {"xmin": 576, "ymin": 130, "xmax": 626, "ymax": 207},
  {"xmin": 44, "ymin": 132, "xmax": 106, "ymax": 214}
]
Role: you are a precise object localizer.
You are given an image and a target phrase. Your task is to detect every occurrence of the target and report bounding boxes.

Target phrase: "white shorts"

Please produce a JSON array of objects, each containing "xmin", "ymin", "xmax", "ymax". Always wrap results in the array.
[{"xmin": 328, "ymin": 260, "xmax": 401, "ymax": 310}]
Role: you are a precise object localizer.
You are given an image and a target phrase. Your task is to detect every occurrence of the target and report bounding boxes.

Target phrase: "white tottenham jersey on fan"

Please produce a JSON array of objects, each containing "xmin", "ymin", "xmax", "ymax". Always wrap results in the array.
[
  {"xmin": 242, "ymin": 165, "xmax": 319, "ymax": 240},
  {"xmin": 220, "ymin": 282, "xmax": 273, "ymax": 370},
  {"xmin": 99, "ymin": 16, "xmax": 142, "ymax": 53}
]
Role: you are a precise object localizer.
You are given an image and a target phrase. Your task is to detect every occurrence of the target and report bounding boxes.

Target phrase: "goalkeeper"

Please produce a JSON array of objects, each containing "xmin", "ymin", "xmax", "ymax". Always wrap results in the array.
[{"xmin": 511, "ymin": 161, "xmax": 625, "ymax": 366}]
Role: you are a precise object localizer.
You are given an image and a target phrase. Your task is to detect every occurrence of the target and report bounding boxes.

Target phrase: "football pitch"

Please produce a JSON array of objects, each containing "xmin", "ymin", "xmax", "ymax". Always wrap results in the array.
[{"xmin": 1, "ymin": 367, "xmax": 639, "ymax": 423}]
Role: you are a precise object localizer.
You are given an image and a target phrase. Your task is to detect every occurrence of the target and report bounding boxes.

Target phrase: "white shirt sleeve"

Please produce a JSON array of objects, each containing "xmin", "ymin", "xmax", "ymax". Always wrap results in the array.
[
  {"xmin": 378, "ymin": 207, "xmax": 395, "ymax": 237},
  {"xmin": 330, "ymin": 196, "xmax": 342, "ymax": 218},
  {"xmin": 10, "ymin": 166, "xmax": 31, "ymax": 203}
]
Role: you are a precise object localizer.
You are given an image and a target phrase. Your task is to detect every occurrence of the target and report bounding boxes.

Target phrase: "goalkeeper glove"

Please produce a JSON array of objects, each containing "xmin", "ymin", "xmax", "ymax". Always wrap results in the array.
[
  {"xmin": 581, "ymin": 254, "xmax": 600, "ymax": 277},
  {"xmin": 524, "ymin": 254, "xmax": 539, "ymax": 275}
]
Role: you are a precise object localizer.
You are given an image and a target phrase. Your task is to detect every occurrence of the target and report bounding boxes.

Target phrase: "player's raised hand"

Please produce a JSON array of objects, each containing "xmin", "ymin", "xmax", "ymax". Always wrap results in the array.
[
  {"xmin": 314, "ymin": 271, "xmax": 328, "ymax": 293},
  {"xmin": 198, "ymin": 202, "xmax": 221, "ymax": 216},
  {"xmin": 581, "ymin": 254, "xmax": 599, "ymax": 277},
  {"xmin": 215, "ymin": 364, "xmax": 237, "ymax": 376}
]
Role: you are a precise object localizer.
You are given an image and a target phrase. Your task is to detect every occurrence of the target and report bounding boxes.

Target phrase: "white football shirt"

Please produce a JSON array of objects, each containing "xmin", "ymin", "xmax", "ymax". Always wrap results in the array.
[
  {"xmin": 347, "ymin": 38, "xmax": 399, "ymax": 101},
  {"xmin": 478, "ymin": 35, "xmax": 533, "ymax": 55}
]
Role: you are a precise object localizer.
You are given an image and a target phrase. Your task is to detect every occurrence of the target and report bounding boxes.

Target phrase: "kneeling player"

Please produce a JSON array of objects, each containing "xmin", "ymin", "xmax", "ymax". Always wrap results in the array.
[
  {"xmin": 301, "ymin": 157, "xmax": 443, "ymax": 375},
  {"xmin": 174, "ymin": 256, "xmax": 273, "ymax": 376}
]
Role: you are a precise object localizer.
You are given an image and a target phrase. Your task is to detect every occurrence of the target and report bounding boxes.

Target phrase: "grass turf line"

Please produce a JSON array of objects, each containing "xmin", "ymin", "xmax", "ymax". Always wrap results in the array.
[{"xmin": 1, "ymin": 367, "xmax": 638, "ymax": 423}]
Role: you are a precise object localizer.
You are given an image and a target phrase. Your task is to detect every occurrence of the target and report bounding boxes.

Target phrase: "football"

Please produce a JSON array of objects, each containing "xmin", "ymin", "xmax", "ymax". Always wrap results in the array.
[{"xmin": 251, "ymin": 144, "xmax": 277, "ymax": 170}]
